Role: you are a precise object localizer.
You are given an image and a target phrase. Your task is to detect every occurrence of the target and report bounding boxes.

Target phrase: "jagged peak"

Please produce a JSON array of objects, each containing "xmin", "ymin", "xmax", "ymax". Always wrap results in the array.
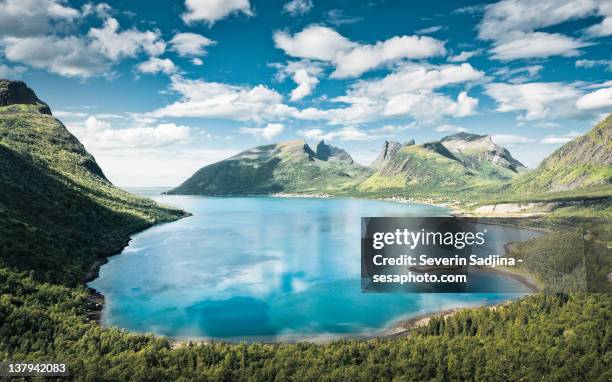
[
  {"xmin": 315, "ymin": 139, "xmax": 354, "ymax": 163},
  {"xmin": 0, "ymin": 79, "xmax": 51, "ymax": 115}
]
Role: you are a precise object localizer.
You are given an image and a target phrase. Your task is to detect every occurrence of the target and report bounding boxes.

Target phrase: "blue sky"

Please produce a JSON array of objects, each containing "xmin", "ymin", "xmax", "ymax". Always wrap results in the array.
[{"xmin": 0, "ymin": 0, "xmax": 610, "ymax": 186}]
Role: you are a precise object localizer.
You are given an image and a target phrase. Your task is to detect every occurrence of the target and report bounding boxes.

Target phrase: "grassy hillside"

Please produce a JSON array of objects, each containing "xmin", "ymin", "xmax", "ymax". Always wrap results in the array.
[
  {"xmin": 169, "ymin": 140, "xmax": 372, "ymax": 195},
  {"xmin": 0, "ymin": 80, "xmax": 185, "ymax": 285},
  {"xmin": 356, "ymin": 133, "xmax": 526, "ymax": 198},
  {"xmin": 512, "ymin": 113, "xmax": 611, "ymax": 193}
]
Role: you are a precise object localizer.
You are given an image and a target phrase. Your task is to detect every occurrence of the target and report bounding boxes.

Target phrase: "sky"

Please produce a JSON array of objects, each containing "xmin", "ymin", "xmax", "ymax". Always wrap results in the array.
[{"xmin": 0, "ymin": 0, "xmax": 611, "ymax": 186}]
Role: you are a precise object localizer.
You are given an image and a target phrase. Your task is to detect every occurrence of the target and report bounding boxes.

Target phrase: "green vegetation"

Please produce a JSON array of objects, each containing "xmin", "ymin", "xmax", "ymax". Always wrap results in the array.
[
  {"xmin": 168, "ymin": 140, "xmax": 372, "ymax": 195},
  {"xmin": 0, "ymin": 80, "xmax": 610, "ymax": 381},
  {"xmin": 0, "ymin": 81, "xmax": 186, "ymax": 285}
]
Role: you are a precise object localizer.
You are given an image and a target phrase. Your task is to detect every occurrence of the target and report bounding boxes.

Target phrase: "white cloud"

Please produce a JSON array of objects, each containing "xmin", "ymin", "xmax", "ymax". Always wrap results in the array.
[
  {"xmin": 0, "ymin": 63, "xmax": 26, "ymax": 78},
  {"xmin": 170, "ymin": 32, "xmax": 215, "ymax": 56},
  {"xmin": 283, "ymin": 0, "xmax": 313, "ymax": 16},
  {"xmin": 0, "ymin": 0, "xmax": 79, "ymax": 38},
  {"xmin": 316, "ymin": 63, "xmax": 483, "ymax": 124},
  {"xmin": 182, "ymin": 0, "xmax": 253, "ymax": 25},
  {"xmin": 88, "ymin": 18, "xmax": 165, "ymax": 61},
  {"xmin": 191, "ymin": 58, "xmax": 203, "ymax": 65},
  {"xmin": 576, "ymin": 59, "xmax": 612, "ymax": 71},
  {"xmin": 448, "ymin": 50, "xmax": 481, "ymax": 62},
  {"xmin": 540, "ymin": 131, "xmax": 581, "ymax": 144},
  {"xmin": 586, "ymin": 2, "xmax": 612, "ymax": 37},
  {"xmin": 239, "ymin": 123, "xmax": 285, "ymax": 140},
  {"xmin": 479, "ymin": 0, "xmax": 599, "ymax": 40},
  {"xmin": 3, "ymin": 36, "xmax": 109, "ymax": 77},
  {"xmin": 435, "ymin": 124, "xmax": 467, "ymax": 133},
  {"xmin": 346, "ymin": 63, "xmax": 485, "ymax": 98},
  {"xmin": 290, "ymin": 69, "xmax": 319, "ymax": 101},
  {"xmin": 478, "ymin": 0, "xmax": 609, "ymax": 60},
  {"xmin": 151, "ymin": 75, "xmax": 296, "ymax": 122},
  {"xmin": 272, "ymin": 60, "xmax": 322, "ymax": 101},
  {"xmin": 68, "ymin": 116, "xmax": 191, "ymax": 149},
  {"xmin": 490, "ymin": 32, "xmax": 587, "ymax": 61},
  {"xmin": 494, "ymin": 65, "xmax": 543, "ymax": 83},
  {"xmin": 0, "ymin": 8, "xmax": 167, "ymax": 78},
  {"xmin": 576, "ymin": 87, "xmax": 612, "ymax": 110},
  {"xmin": 136, "ymin": 57, "xmax": 176, "ymax": 74},
  {"xmin": 484, "ymin": 82, "xmax": 583, "ymax": 121},
  {"xmin": 273, "ymin": 25, "xmax": 445, "ymax": 78},
  {"xmin": 415, "ymin": 25, "xmax": 444, "ymax": 34},
  {"xmin": 273, "ymin": 25, "xmax": 355, "ymax": 62},
  {"xmin": 298, "ymin": 126, "xmax": 373, "ymax": 141},
  {"xmin": 152, "ymin": 63, "xmax": 482, "ymax": 126},
  {"xmin": 491, "ymin": 134, "xmax": 535, "ymax": 144}
]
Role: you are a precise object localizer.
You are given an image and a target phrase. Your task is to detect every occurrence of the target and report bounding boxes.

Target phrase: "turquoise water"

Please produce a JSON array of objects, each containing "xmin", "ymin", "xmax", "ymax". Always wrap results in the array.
[{"xmin": 90, "ymin": 192, "xmax": 538, "ymax": 341}]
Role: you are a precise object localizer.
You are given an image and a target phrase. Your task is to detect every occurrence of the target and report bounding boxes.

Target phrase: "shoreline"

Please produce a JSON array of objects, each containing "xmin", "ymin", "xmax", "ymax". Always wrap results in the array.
[
  {"xmin": 83, "ymin": 213, "xmax": 191, "ymax": 325},
  {"xmin": 85, "ymin": 192, "xmax": 544, "ymax": 343}
]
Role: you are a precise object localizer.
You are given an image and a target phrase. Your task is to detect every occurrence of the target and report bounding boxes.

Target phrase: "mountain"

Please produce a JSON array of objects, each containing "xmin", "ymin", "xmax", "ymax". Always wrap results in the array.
[
  {"xmin": 0, "ymin": 79, "xmax": 184, "ymax": 285},
  {"xmin": 359, "ymin": 133, "xmax": 525, "ymax": 194},
  {"xmin": 168, "ymin": 139, "xmax": 373, "ymax": 195},
  {"xmin": 440, "ymin": 132, "xmax": 526, "ymax": 175},
  {"xmin": 370, "ymin": 140, "xmax": 414, "ymax": 169},
  {"xmin": 512, "ymin": 113, "xmax": 612, "ymax": 193}
]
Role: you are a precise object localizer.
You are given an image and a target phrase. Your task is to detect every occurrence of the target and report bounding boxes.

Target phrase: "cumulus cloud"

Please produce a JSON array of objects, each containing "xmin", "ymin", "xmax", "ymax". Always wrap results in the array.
[
  {"xmin": 136, "ymin": 57, "xmax": 176, "ymax": 74},
  {"xmin": 0, "ymin": 63, "xmax": 27, "ymax": 79},
  {"xmin": 0, "ymin": 0, "xmax": 79, "ymax": 38},
  {"xmin": 88, "ymin": 18, "xmax": 165, "ymax": 61},
  {"xmin": 490, "ymin": 32, "xmax": 588, "ymax": 61},
  {"xmin": 477, "ymin": 0, "xmax": 609, "ymax": 60},
  {"xmin": 2, "ymin": 15, "xmax": 166, "ymax": 78},
  {"xmin": 271, "ymin": 60, "xmax": 323, "ymax": 101},
  {"xmin": 298, "ymin": 126, "xmax": 374, "ymax": 141},
  {"xmin": 239, "ymin": 123, "xmax": 285, "ymax": 140},
  {"xmin": 68, "ymin": 116, "xmax": 191, "ymax": 149},
  {"xmin": 273, "ymin": 25, "xmax": 446, "ymax": 78},
  {"xmin": 283, "ymin": 0, "xmax": 313, "ymax": 16},
  {"xmin": 485, "ymin": 82, "xmax": 585, "ymax": 121},
  {"xmin": 448, "ymin": 50, "xmax": 481, "ymax": 62},
  {"xmin": 3, "ymin": 36, "xmax": 110, "ymax": 77},
  {"xmin": 170, "ymin": 32, "xmax": 215, "ymax": 56},
  {"xmin": 182, "ymin": 0, "xmax": 253, "ymax": 25},
  {"xmin": 151, "ymin": 75, "xmax": 296, "ymax": 122},
  {"xmin": 152, "ymin": 63, "xmax": 482, "ymax": 125},
  {"xmin": 576, "ymin": 87, "xmax": 612, "ymax": 110}
]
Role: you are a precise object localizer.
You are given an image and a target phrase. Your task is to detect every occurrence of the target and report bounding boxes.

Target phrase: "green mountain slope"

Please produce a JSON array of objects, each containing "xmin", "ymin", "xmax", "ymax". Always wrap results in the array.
[
  {"xmin": 358, "ymin": 133, "xmax": 524, "ymax": 194},
  {"xmin": 0, "ymin": 80, "xmax": 185, "ymax": 285},
  {"xmin": 168, "ymin": 139, "xmax": 373, "ymax": 195},
  {"xmin": 511, "ymin": 113, "xmax": 612, "ymax": 193},
  {"xmin": 441, "ymin": 132, "xmax": 526, "ymax": 177}
]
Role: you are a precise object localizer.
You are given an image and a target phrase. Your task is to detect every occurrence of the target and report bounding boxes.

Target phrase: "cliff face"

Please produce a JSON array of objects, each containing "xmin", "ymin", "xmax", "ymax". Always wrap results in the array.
[{"xmin": 0, "ymin": 79, "xmax": 51, "ymax": 115}]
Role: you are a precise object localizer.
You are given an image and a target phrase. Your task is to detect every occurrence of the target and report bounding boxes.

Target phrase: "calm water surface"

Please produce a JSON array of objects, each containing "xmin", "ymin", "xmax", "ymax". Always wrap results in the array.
[{"xmin": 89, "ymin": 189, "xmax": 539, "ymax": 341}]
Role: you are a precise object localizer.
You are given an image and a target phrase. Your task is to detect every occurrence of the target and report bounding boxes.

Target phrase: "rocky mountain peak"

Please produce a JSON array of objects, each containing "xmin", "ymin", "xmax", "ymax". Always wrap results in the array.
[
  {"xmin": 315, "ymin": 140, "xmax": 354, "ymax": 163},
  {"xmin": 0, "ymin": 79, "xmax": 51, "ymax": 115},
  {"xmin": 440, "ymin": 132, "xmax": 526, "ymax": 173},
  {"xmin": 371, "ymin": 140, "xmax": 404, "ymax": 169}
]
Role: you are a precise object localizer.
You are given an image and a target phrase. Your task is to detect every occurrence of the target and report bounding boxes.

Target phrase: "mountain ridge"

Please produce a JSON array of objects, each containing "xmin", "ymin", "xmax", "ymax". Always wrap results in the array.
[{"xmin": 0, "ymin": 79, "xmax": 184, "ymax": 284}]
